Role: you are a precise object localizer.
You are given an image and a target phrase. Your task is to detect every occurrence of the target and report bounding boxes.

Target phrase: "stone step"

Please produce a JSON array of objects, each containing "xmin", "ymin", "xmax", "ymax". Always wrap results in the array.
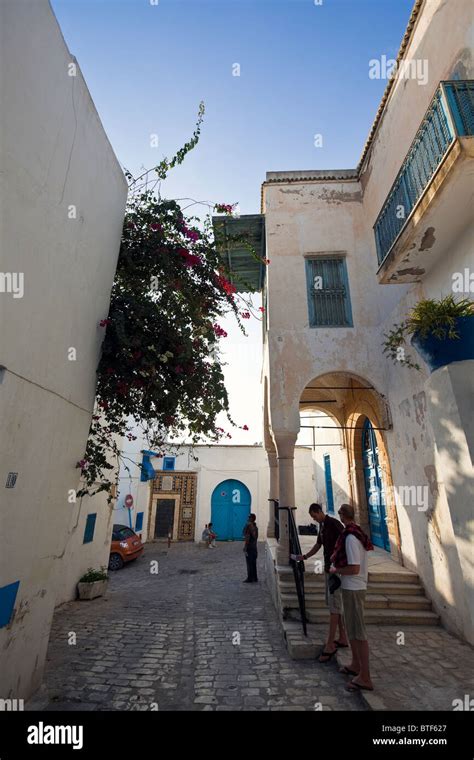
[
  {"xmin": 279, "ymin": 580, "xmax": 425, "ymax": 596},
  {"xmin": 277, "ymin": 568, "xmax": 420, "ymax": 585},
  {"xmin": 284, "ymin": 607, "xmax": 440, "ymax": 626},
  {"xmin": 280, "ymin": 592, "xmax": 432, "ymax": 611}
]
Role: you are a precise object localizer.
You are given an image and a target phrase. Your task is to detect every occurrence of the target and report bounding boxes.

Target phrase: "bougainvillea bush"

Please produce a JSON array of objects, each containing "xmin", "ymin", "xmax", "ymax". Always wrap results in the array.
[{"xmin": 77, "ymin": 104, "xmax": 263, "ymax": 499}]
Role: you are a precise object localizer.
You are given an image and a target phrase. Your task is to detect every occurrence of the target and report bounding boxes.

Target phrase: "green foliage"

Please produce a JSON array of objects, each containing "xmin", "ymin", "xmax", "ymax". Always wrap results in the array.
[
  {"xmin": 79, "ymin": 567, "xmax": 108, "ymax": 583},
  {"xmin": 382, "ymin": 296, "xmax": 474, "ymax": 370},
  {"xmin": 77, "ymin": 104, "xmax": 262, "ymax": 500},
  {"xmin": 407, "ymin": 295, "xmax": 473, "ymax": 339}
]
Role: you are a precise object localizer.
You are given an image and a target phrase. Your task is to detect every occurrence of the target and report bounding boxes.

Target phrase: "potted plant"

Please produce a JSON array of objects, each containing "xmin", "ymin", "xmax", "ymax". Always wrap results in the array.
[
  {"xmin": 77, "ymin": 567, "xmax": 108, "ymax": 600},
  {"xmin": 383, "ymin": 295, "xmax": 474, "ymax": 372}
]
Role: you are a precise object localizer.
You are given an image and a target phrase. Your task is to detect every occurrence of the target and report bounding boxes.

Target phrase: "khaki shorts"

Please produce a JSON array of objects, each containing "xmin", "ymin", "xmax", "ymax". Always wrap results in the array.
[
  {"xmin": 342, "ymin": 589, "xmax": 367, "ymax": 640},
  {"xmin": 325, "ymin": 572, "xmax": 342, "ymax": 614}
]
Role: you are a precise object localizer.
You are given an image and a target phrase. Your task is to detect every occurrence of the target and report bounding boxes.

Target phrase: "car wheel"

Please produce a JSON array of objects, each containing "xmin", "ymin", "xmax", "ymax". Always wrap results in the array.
[{"xmin": 108, "ymin": 553, "xmax": 124, "ymax": 571}]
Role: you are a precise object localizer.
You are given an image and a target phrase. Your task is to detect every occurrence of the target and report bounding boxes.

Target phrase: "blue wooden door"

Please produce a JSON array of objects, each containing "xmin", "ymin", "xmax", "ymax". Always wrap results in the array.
[
  {"xmin": 362, "ymin": 419, "xmax": 390, "ymax": 551},
  {"xmin": 211, "ymin": 480, "xmax": 251, "ymax": 541},
  {"xmin": 323, "ymin": 454, "xmax": 335, "ymax": 514}
]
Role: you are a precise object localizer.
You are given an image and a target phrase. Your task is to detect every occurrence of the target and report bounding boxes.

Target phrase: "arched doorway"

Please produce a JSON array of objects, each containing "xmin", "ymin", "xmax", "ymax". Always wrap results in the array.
[
  {"xmin": 210, "ymin": 480, "xmax": 251, "ymax": 541},
  {"xmin": 362, "ymin": 418, "xmax": 390, "ymax": 551}
]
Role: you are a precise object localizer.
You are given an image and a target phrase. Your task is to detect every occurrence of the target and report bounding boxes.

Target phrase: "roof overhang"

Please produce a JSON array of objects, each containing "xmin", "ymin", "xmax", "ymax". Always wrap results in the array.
[{"xmin": 212, "ymin": 213, "xmax": 266, "ymax": 293}]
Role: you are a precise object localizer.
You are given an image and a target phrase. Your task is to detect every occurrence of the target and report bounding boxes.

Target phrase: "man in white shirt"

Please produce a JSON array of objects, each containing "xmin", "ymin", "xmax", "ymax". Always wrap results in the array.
[{"xmin": 329, "ymin": 503, "xmax": 374, "ymax": 691}]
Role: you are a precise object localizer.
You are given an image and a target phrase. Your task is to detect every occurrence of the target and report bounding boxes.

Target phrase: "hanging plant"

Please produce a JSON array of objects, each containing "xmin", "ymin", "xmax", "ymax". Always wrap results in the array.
[{"xmin": 382, "ymin": 295, "xmax": 474, "ymax": 371}]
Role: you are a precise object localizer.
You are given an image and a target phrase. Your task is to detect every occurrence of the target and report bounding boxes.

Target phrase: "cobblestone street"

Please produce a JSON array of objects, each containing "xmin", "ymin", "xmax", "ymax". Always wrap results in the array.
[{"xmin": 27, "ymin": 542, "xmax": 365, "ymax": 712}]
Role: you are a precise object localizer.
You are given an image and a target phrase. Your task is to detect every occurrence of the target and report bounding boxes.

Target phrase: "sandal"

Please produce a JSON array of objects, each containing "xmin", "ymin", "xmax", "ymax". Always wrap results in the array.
[
  {"xmin": 334, "ymin": 640, "xmax": 349, "ymax": 648},
  {"xmin": 339, "ymin": 666, "xmax": 359, "ymax": 676},
  {"xmin": 318, "ymin": 649, "xmax": 337, "ymax": 663},
  {"xmin": 346, "ymin": 680, "xmax": 374, "ymax": 692}
]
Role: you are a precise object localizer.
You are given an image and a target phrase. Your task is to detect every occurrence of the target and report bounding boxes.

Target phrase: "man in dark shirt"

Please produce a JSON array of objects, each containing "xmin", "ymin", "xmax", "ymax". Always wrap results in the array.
[
  {"xmin": 295, "ymin": 503, "xmax": 349, "ymax": 661},
  {"xmin": 243, "ymin": 513, "xmax": 258, "ymax": 583}
]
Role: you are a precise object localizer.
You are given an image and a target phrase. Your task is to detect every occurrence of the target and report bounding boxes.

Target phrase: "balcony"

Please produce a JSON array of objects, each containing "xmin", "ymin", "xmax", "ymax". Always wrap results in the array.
[{"xmin": 374, "ymin": 81, "xmax": 474, "ymax": 284}]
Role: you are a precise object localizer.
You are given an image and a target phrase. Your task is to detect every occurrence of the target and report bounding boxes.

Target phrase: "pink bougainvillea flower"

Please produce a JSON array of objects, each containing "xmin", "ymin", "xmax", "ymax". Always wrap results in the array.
[
  {"xmin": 216, "ymin": 274, "xmax": 236, "ymax": 296},
  {"xmin": 242, "ymin": 425, "xmax": 249, "ymax": 431},
  {"xmin": 99, "ymin": 318, "xmax": 111, "ymax": 327},
  {"xmin": 150, "ymin": 222, "xmax": 162, "ymax": 232},
  {"xmin": 76, "ymin": 459, "xmax": 88, "ymax": 469},
  {"xmin": 214, "ymin": 203, "xmax": 236, "ymax": 215},
  {"xmin": 258, "ymin": 307, "xmax": 265, "ymax": 313},
  {"xmin": 178, "ymin": 248, "xmax": 202, "ymax": 267},
  {"xmin": 213, "ymin": 323, "xmax": 228, "ymax": 338},
  {"xmin": 241, "ymin": 311, "xmax": 251, "ymax": 319},
  {"xmin": 182, "ymin": 226, "xmax": 200, "ymax": 242},
  {"xmin": 263, "ymin": 258, "xmax": 271, "ymax": 265},
  {"xmin": 106, "ymin": 367, "xmax": 114, "ymax": 375}
]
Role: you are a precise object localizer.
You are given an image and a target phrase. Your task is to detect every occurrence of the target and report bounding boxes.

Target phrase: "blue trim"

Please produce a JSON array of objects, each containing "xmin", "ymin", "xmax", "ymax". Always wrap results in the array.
[
  {"xmin": 83, "ymin": 513, "xmax": 97, "ymax": 544},
  {"xmin": 0, "ymin": 581, "xmax": 20, "ymax": 628},
  {"xmin": 135, "ymin": 512, "xmax": 144, "ymax": 532},
  {"xmin": 323, "ymin": 454, "xmax": 335, "ymax": 514},
  {"xmin": 305, "ymin": 257, "xmax": 353, "ymax": 327},
  {"xmin": 141, "ymin": 450, "xmax": 158, "ymax": 482},
  {"xmin": 163, "ymin": 456, "xmax": 175, "ymax": 471}
]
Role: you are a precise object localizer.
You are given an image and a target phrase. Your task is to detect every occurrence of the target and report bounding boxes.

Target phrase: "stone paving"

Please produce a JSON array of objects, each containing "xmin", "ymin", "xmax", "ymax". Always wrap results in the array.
[{"xmin": 27, "ymin": 541, "xmax": 365, "ymax": 712}]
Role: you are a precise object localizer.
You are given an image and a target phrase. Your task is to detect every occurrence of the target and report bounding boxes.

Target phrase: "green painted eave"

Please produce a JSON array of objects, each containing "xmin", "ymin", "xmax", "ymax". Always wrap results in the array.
[{"xmin": 212, "ymin": 214, "xmax": 266, "ymax": 293}]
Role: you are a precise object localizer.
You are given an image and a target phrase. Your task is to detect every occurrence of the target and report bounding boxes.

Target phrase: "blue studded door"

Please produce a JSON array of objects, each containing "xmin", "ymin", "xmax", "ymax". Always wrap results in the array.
[
  {"xmin": 362, "ymin": 418, "xmax": 390, "ymax": 551},
  {"xmin": 210, "ymin": 480, "xmax": 251, "ymax": 541}
]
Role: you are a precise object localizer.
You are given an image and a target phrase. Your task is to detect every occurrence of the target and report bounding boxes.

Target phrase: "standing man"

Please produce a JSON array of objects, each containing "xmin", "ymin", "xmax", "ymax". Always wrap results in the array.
[
  {"xmin": 295, "ymin": 503, "xmax": 349, "ymax": 662},
  {"xmin": 243, "ymin": 513, "xmax": 258, "ymax": 583},
  {"xmin": 329, "ymin": 503, "xmax": 374, "ymax": 691}
]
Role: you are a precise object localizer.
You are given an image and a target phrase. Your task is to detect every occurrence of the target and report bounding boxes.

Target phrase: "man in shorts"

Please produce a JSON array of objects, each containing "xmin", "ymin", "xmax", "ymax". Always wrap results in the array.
[
  {"xmin": 295, "ymin": 503, "xmax": 349, "ymax": 662},
  {"xmin": 329, "ymin": 503, "xmax": 374, "ymax": 691}
]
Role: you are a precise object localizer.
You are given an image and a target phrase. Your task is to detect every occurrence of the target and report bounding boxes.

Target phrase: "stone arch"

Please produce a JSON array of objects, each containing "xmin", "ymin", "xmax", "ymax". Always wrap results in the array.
[
  {"xmin": 346, "ymin": 411, "xmax": 401, "ymax": 560},
  {"xmin": 299, "ymin": 370, "xmax": 401, "ymax": 558}
]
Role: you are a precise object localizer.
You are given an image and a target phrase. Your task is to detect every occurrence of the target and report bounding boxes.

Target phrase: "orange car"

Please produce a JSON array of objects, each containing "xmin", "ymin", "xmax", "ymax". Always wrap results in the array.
[{"xmin": 109, "ymin": 524, "xmax": 144, "ymax": 570}]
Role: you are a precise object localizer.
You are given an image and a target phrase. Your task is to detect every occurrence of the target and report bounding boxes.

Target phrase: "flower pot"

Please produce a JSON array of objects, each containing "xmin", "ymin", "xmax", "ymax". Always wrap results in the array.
[
  {"xmin": 77, "ymin": 579, "xmax": 108, "ymax": 600},
  {"xmin": 411, "ymin": 315, "xmax": 474, "ymax": 372}
]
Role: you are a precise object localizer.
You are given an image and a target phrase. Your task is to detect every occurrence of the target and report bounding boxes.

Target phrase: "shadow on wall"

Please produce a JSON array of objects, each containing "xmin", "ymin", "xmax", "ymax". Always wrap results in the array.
[{"xmin": 398, "ymin": 391, "xmax": 473, "ymax": 643}]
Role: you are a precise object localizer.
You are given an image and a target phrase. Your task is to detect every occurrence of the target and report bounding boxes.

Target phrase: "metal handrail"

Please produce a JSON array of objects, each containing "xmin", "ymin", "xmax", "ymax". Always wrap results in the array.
[{"xmin": 278, "ymin": 506, "xmax": 308, "ymax": 636}]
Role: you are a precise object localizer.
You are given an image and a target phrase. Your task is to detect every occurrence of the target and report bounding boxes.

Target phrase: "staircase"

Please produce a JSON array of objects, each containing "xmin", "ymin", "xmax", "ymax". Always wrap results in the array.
[{"xmin": 277, "ymin": 564, "xmax": 440, "ymax": 627}]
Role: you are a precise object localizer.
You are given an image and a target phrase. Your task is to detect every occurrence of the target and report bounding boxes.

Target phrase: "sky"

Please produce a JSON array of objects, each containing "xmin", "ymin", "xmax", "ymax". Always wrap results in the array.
[{"xmin": 52, "ymin": 0, "xmax": 414, "ymax": 444}]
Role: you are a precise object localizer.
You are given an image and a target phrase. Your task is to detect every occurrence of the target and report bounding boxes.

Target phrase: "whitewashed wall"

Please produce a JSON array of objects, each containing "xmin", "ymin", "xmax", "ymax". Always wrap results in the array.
[
  {"xmin": 114, "ymin": 444, "xmax": 316, "ymax": 540},
  {"xmin": 0, "ymin": 0, "xmax": 128, "ymax": 699}
]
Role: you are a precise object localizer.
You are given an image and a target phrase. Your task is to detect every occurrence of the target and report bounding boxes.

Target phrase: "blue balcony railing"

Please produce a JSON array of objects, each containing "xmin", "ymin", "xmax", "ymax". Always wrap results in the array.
[{"xmin": 374, "ymin": 81, "xmax": 474, "ymax": 268}]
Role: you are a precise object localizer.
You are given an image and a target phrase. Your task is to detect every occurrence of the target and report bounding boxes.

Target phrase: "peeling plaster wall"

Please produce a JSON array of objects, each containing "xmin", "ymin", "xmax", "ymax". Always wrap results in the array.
[
  {"xmin": 262, "ymin": 0, "xmax": 473, "ymax": 643},
  {"xmin": 0, "ymin": 0, "xmax": 128, "ymax": 698}
]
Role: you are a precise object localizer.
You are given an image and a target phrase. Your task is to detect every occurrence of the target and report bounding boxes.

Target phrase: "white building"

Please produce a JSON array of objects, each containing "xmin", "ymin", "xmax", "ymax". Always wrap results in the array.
[
  {"xmin": 0, "ymin": 0, "xmax": 127, "ymax": 699},
  {"xmin": 216, "ymin": 0, "xmax": 474, "ymax": 643},
  {"xmin": 114, "ymin": 443, "xmax": 317, "ymax": 544}
]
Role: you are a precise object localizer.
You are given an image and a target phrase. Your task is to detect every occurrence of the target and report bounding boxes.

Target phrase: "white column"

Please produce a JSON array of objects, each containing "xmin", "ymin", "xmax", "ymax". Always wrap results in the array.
[{"xmin": 274, "ymin": 430, "xmax": 298, "ymax": 566}]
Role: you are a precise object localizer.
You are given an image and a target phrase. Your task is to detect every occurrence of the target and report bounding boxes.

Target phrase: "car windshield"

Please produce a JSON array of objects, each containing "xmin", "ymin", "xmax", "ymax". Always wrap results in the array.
[{"xmin": 113, "ymin": 526, "xmax": 135, "ymax": 540}]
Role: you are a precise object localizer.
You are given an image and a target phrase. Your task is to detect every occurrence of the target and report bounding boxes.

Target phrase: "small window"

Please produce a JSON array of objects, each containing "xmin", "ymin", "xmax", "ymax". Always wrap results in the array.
[
  {"xmin": 305, "ymin": 257, "xmax": 353, "ymax": 327},
  {"xmin": 83, "ymin": 514, "xmax": 97, "ymax": 544},
  {"xmin": 135, "ymin": 512, "xmax": 144, "ymax": 532},
  {"xmin": 163, "ymin": 456, "xmax": 175, "ymax": 471}
]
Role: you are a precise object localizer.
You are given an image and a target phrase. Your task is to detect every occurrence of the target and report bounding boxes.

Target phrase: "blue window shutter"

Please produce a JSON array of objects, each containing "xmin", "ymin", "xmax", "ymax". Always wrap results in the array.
[
  {"xmin": 135, "ymin": 512, "xmax": 144, "ymax": 532},
  {"xmin": 141, "ymin": 450, "xmax": 157, "ymax": 482},
  {"xmin": 163, "ymin": 456, "xmax": 175, "ymax": 471},
  {"xmin": 305, "ymin": 257, "xmax": 353, "ymax": 327},
  {"xmin": 0, "ymin": 581, "xmax": 20, "ymax": 628},
  {"xmin": 83, "ymin": 514, "xmax": 97, "ymax": 544},
  {"xmin": 324, "ymin": 455, "xmax": 335, "ymax": 514}
]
